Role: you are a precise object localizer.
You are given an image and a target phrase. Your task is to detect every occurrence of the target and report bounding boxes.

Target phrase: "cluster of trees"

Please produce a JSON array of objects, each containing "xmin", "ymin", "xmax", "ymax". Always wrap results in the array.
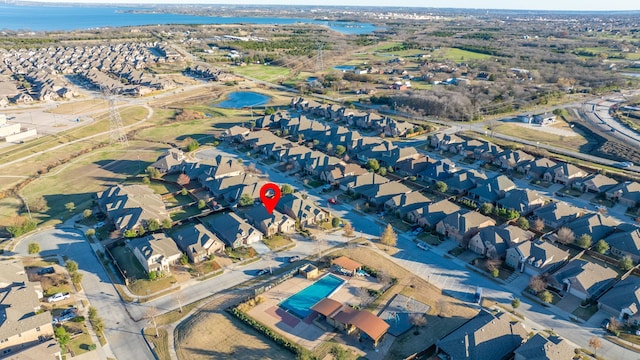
[
  {"xmin": 7, "ymin": 215, "xmax": 37, "ymax": 238},
  {"xmin": 175, "ymin": 109, "xmax": 206, "ymax": 122},
  {"xmin": 66, "ymin": 260, "xmax": 83, "ymax": 288},
  {"xmin": 123, "ymin": 218, "xmax": 172, "ymax": 238}
]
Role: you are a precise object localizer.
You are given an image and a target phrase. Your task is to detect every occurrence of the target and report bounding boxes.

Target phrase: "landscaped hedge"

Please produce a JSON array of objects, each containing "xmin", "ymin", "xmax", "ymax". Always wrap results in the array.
[{"xmin": 228, "ymin": 307, "xmax": 316, "ymax": 360}]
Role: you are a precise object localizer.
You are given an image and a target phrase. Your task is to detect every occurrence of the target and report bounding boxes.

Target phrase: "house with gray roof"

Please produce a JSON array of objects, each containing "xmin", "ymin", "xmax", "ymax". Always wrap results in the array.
[
  {"xmin": 320, "ymin": 163, "xmax": 368, "ymax": 185},
  {"xmin": 543, "ymin": 163, "xmax": 588, "ymax": 185},
  {"xmin": 129, "ymin": 233, "xmax": 182, "ymax": 274},
  {"xmin": 506, "ymin": 240, "xmax": 569, "ymax": 276},
  {"xmin": 565, "ymin": 213, "xmax": 619, "ymax": 241},
  {"xmin": 276, "ymin": 193, "xmax": 326, "ymax": 226},
  {"xmin": 394, "ymin": 155, "xmax": 433, "ymax": 176},
  {"xmin": 517, "ymin": 157, "xmax": 557, "ymax": 179},
  {"xmin": 468, "ymin": 175, "xmax": 516, "ymax": 204},
  {"xmin": 384, "ymin": 191, "xmax": 431, "ymax": 217},
  {"xmin": 549, "ymin": 259, "xmax": 617, "ymax": 301},
  {"xmin": 606, "ymin": 181, "xmax": 640, "ymax": 208},
  {"xmin": 0, "ymin": 259, "xmax": 57, "ymax": 357},
  {"xmin": 436, "ymin": 210, "xmax": 496, "ymax": 244},
  {"xmin": 573, "ymin": 173, "xmax": 618, "ymax": 194},
  {"xmin": 149, "ymin": 148, "xmax": 185, "ymax": 174},
  {"xmin": 532, "ymin": 202, "xmax": 583, "ymax": 229},
  {"xmin": 202, "ymin": 212, "xmax": 262, "ymax": 249},
  {"xmin": 244, "ymin": 205, "xmax": 296, "ymax": 237},
  {"xmin": 408, "ymin": 199, "xmax": 461, "ymax": 228},
  {"xmin": 598, "ymin": 276, "xmax": 640, "ymax": 325},
  {"xmin": 493, "ymin": 149, "xmax": 534, "ymax": 170},
  {"xmin": 97, "ymin": 184, "xmax": 170, "ymax": 232},
  {"xmin": 605, "ymin": 228, "xmax": 640, "ymax": 263},
  {"xmin": 436, "ymin": 310, "xmax": 527, "ymax": 360},
  {"xmin": 339, "ymin": 172, "xmax": 389, "ymax": 193},
  {"xmin": 514, "ymin": 334, "xmax": 574, "ymax": 360},
  {"xmin": 445, "ymin": 169, "xmax": 488, "ymax": 195},
  {"xmin": 361, "ymin": 181, "xmax": 413, "ymax": 207},
  {"xmin": 468, "ymin": 225, "xmax": 534, "ymax": 259},
  {"xmin": 497, "ymin": 189, "xmax": 546, "ymax": 214},
  {"xmin": 170, "ymin": 223, "xmax": 225, "ymax": 263},
  {"xmin": 419, "ymin": 159, "xmax": 456, "ymax": 184}
]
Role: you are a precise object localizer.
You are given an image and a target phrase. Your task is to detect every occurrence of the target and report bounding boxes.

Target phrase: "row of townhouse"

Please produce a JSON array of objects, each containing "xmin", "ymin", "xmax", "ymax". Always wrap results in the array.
[
  {"xmin": 290, "ymin": 97, "xmax": 417, "ymax": 137},
  {"xmin": 0, "ymin": 42, "xmax": 177, "ymax": 100},
  {"xmin": 430, "ymin": 133, "xmax": 640, "ymax": 205}
]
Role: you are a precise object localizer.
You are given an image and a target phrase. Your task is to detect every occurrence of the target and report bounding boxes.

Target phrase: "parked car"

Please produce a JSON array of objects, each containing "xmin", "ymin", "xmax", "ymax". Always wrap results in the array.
[
  {"xmin": 37, "ymin": 267, "xmax": 55, "ymax": 275},
  {"xmin": 328, "ymin": 198, "xmax": 338, "ymax": 205},
  {"xmin": 412, "ymin": 228, "xmax": 423, "ymax": 235},
  {"xmin": 416, "ymin": 241, "xmax": 428, "ymax": 251},
  {"xmin": 47, "ymin": 292, "xmax": 70, "ymax": 303},
  {"xmin": 256, "ymin": 269, "xmax": 270, "ymax": 276},
  {"xmin": 288, "ymin": 256, "xmax": 300, "ymax": 263},
  {"xmin": 94, "ymin": 221, "xmax": 105, "ymax": 229},
  {"xmin": 601, "ymin": 318, "xmax": 610, "ymax": 330}
]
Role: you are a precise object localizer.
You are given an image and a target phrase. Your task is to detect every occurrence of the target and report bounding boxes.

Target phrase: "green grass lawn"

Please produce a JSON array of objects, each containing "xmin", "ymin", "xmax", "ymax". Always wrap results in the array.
[
  {"xmin": 169, "ymin": 205, "xmax": 202, "ymax": 221},
  {"xmin": 68, "ymin": 333, "xmax": 95, "ymax": 356},
  {"xmin": 418, "ymin": 233, "xmax": 442, "ymax": 246},
  {"xmin": 129, "ymin": 275, "xmax": 177, "ymax": 296},
  {"xmin": 231, "ymin": 64, "xmax": 291, "ymax": 83},
  {"xmin": 572, "ymin": 303, "xmax": 598, "ymax": 321},
  {"xmin": 262, "ymin": 235, "xmax": 294, "ymax": 250},
  {"xmin": 164, "ymin": 194, "xmax": 195, "ymax": 207},
  {"xmin": 439, "ymin": 47, "xmax": 492, "ymax": 61},
  {"xmin": 109, "ymin": 245, "xmax": 148, "ymax": 281}
]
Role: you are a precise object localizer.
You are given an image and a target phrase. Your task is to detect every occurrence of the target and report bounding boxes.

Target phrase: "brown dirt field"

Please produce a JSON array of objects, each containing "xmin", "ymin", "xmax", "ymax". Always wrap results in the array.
[
  {"xmin": 47, "ymin": 99, "xmax": 108, "ymax": 115},
  {"xmin": 175, "ymin": 294, "xmax": 293, "ymax": 360},
  {"xmin": 329, "ymin": 246, "xmax": 479, "ymax": 359}
]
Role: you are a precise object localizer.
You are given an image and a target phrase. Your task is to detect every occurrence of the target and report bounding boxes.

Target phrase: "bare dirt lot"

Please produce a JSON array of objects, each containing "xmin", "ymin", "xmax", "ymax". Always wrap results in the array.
[{"xmin": 175, "ymin": 294, "xmax": 293, "ymax": 360}]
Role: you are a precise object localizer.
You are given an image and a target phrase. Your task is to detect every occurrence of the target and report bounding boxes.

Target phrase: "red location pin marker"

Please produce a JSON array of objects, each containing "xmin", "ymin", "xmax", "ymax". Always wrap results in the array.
[{"xmin": 260, "ymin": 183, "xmax": 281, "ymax": 214}]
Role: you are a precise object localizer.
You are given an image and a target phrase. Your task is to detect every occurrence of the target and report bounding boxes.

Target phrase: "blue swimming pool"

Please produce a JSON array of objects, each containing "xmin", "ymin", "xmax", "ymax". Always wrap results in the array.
[{"xmin": 280, "ymin": 274, "xmax": 345, "ymax": 319}]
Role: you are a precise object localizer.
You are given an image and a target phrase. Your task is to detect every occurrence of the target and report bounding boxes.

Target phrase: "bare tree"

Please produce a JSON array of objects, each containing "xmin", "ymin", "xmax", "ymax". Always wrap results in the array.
[
  {"xmin": 529, "ymin": 276, "xmax": 547, "ymax": 294},
  {"xmin": 589, "ymin": 337, "xmax": 602, "ymax": 356},
  {"xmin": 533, "ymin": 218, "xmax": 545, "ymax": 232},
  {"xmin": 356, "ymin": 287, "xmax": 371, "ymax": 307},
  {"xmin": 609, "ymin": 317, "xmax": 621, "ymax": 333},
  {"xmin": 343, "ymin": 222, "xmax": 355, "ymax": 237},
  {"xmin": 556, "ymin": 227, "xmax": 575, "ymax": 245},
  {"xmin": 177, "ymin": 173, "xmax": 190, "ymax": 186},
  {"xmin": 410, "ymin": 313, "xmax": 427, "ymax": 335},
  {"xmin": 376, "ymin": 270, "xmax": 391, "ymax": 287}
]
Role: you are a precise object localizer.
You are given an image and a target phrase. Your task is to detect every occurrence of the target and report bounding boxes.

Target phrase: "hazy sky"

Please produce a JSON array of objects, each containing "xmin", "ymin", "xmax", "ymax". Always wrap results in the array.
[{"xmin": 20, "ymin": 0, "xmax": 640, "ymax": 11}]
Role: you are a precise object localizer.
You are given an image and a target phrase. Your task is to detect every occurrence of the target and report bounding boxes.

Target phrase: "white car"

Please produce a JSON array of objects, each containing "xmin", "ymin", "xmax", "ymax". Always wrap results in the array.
[{"xmin": 47, "ymin": 292, "xmax": 70, "ymax": 303}]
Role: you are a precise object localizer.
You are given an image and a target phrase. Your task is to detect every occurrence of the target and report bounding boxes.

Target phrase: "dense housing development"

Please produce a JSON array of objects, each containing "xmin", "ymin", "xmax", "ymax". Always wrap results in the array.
[{"xmin": 2, "ymin": 3, "xmax": 640, "ymax": 360}]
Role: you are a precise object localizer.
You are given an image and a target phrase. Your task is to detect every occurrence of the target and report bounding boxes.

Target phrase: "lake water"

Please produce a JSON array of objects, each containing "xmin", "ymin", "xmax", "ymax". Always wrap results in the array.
[
  {"xmin": 214, "ymin": 91, "xmax": 270, "ymax": 108},
  {"xmin": 0, "ymin": 4, "xmax": 377, "ymax": 34}
]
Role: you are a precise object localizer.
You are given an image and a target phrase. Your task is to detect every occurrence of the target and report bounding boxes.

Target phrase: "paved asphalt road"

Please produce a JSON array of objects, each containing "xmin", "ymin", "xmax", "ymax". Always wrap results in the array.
[{"xmin": 11, "ymin": 228, "xmax": 150, "ymax": 360}]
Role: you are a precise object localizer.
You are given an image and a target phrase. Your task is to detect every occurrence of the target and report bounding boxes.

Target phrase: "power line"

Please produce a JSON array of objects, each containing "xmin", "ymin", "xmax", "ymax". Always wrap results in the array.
[{"xmin": 103, "ymin": 87, "xmax": 128, "ymax": 147}]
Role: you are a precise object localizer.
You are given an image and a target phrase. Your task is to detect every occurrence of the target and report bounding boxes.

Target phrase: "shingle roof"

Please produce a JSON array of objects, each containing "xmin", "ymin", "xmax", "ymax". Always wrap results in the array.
[
  {"xmin": 0, "ymin": 259, "xmax": 53, "ymax": 340},
  {"xmin": 512, "ymin": 240, "xmax": 569, "ymax": 272},
  {"xmin": 514, "ymin": 334, "xmax": 575, "ymax": 360},
  {"xmin": 552, "ymin": 259, "xmax": 617, "ymax": 297},
  {"xmin": 97, "ymin": 184, "xmax": 169, "ymax": 231},
  {"xmin": 606, "ymin": 228, "xmax": 640, "ymax": 256},
  {"xmin": 565, "ymin": 213, "xmax": 619, "ymax": 241},
  {"xmin": 129, "ymin": 233, "xmax": 181, "ymax": 263},
  {"xmin": 437, "ymin": 311, "xmax": 527, "ymax": 360},
  {"xmin": 599, "ymin": 276, "xmax": 640, "ymax": 316}
]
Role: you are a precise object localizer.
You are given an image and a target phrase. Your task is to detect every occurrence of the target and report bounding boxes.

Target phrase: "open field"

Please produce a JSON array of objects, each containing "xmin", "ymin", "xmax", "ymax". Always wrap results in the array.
[
  {"xmin": 47, "ymin": 99, "xmax": 109, "ymax": 115},
  {"xmin": 14, "ymin": 142, "xmax": 162, "ymax": 227},
  {"xmin": 490, "ymin": 123, "xmax": 590, "ymax": 150},
  {"xmin": 437, "ymin": 47, "xmax": 493, "ymax": 61},
  {"xmin": 231, "ymin": 64, "xmax": 291, "ymax": 83},
  {"xmin": 175, "ymin": 294, "xmax": 293, "ymax": 360}
]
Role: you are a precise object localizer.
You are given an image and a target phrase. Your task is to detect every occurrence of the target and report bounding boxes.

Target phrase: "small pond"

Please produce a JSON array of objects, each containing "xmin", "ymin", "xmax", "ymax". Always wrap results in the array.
[
  {"xmin": 213, "ymin": 91, "xmax": 271, "ymax": 108},
  {"xmin": 333, "ymin": 65, "xmax": 356, "ymax": 72}
]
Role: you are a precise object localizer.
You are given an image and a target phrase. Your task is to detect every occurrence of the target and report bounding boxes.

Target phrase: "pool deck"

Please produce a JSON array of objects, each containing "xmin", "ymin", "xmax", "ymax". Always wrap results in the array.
[{"xmin": 248, "ymin": 270, "xmax": 384, "ymax": 353}]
